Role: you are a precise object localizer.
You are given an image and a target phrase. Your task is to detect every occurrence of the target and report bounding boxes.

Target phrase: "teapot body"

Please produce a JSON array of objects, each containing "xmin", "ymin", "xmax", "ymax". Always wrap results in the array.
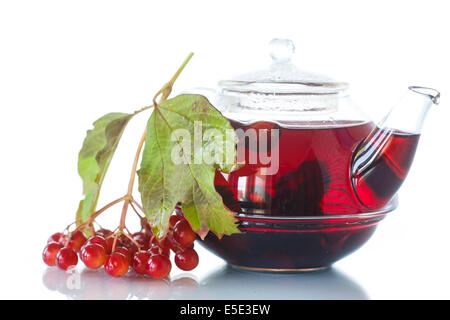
[
  {"xmin": 192, "ymin": 39, "xmax": 439, "ymax": 271},
  {"xmin": 201, "ymin": 117, "xmax": 395, "ymax": 271},
  {"xmin": 215, "ymin": 119, "xmax": 376, "ymax": 217}
]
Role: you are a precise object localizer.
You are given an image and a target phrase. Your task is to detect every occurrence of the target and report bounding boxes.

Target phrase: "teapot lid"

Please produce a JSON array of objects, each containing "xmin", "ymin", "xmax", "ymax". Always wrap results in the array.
[{"xmin": 218, "ymin": 39, "xmax": 348, "ymax": 95}]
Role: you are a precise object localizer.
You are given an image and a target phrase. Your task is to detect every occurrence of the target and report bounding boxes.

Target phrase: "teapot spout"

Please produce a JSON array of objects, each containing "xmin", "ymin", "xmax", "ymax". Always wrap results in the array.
[{"xmin": 351, "ymin": 86, "xmax": 440, "ymax": 210}]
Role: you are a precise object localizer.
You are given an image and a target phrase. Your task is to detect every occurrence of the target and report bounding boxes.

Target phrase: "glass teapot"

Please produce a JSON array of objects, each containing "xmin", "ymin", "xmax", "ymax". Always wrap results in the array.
[{"xmin": 190, "ymin": 39, "xmax": 440, "ymax": 271}]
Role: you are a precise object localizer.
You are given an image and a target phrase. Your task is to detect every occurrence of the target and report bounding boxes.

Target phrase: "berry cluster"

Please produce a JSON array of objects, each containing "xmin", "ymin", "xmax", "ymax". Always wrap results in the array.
[{"xmin": 43, "ymin": 214, "xmax": 199, "ymax": 279}]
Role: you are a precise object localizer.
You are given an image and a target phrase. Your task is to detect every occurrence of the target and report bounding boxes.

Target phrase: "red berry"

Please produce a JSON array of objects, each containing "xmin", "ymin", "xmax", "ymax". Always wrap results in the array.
[
  {"xmin": 132, "ymin": 251, "xmax": 151, "ymax": 274},
  {"xmin": 118, "ymin": 235, "xmax": 138, "ymax": 257},
  {"xmin": 150, "ymin": 237, "xmax": 173, "ymax": 257},
  {"xmin": 70, "ymin": 231, "xmax": 87, "ymax": 249},
  {"xmin": 80, "ymin": 244, "xmax": 107, "ymax": 269},
  {"xmin": 185, "ymin": 242, "xmax": 194, "ymax": 250},
  {"xmin": 104, "ymin": 252, "xmax": 129, "ymax": 277},
  {"xmin": 42, "ymin": 242, "xmax": 63, "ymax": 266},
  {"xmin": 147, "ymin": 254, "xmax": 171, "ymax": 279},
  {"xmin": 173, "ymin": 220, "xmax": 196, "ymax": 247},
  {"xmin": 149, "ymin": 242, "xmax": 170, "ymax": 257},
  {"xmin": 134, "ymin": 238, "xmax": 148, "ymax": 250},
  {"xmin": 127, "ymin": 244, "xmax": 138, "ymax": 258},
  {"xmin": 169, "ymin": 215, "xmax": 184, "ymax": 228},
  {"xmin": 172, "ymin": 237, "xmax": 194, "ymax": 252},
  {"xmin": 96, "ymin": 228, "xmax": 112, "ymax": 238},
  {"xmin": 175, "ymin": 248, "xmax": 199, "ymax": 271},
  {"xmin": 119, "ymin": 234, "xmax": 130, "ymax": 245},
  {"xmin": 115, "ymin": 247, "xmax": 131, "ymax": 263},
  {"xmin": 86, "ymin": 235, "xmax": 107, "ymax": 250},
  {"xmin": 48, "ymin": 232, "xmax": 64, "ymax": 244},
  {"xmin": 59, "ymin": 234, "xmax": 69, "ymax": 245},
  {"xmin": 105, "ymin": 237, "xmax": 115, "ymax": 254},
  {"xmin": 66, "ymin": 240, "xmax": 83, "ymax": 252},
  {"xmin": 132, "ymin": 231, "xmax": 147, "ymax": 240},
  {"xmin": 132, "ymin": 232, "xmax": 149, "ymax": 250},
  {"xmin": 160, "ymin": 236, "xmax": 174, "ymax": 251},
  {"xmin": 141, "ymin": 219, "xmax": 153, "ymax": 236},
  {"xmin": 55, "ymin": 247, "xmax": 78, "ymax": 270}
]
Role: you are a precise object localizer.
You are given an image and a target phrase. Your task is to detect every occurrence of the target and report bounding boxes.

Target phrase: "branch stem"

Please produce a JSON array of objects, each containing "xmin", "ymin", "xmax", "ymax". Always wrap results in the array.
[
  {"xmin": 74, "ymin": 196, "xmax": 125, "ymax": 233},
  {"xmin": 114, "ymin": 53, "xmax": 194, "ymax": 241}
]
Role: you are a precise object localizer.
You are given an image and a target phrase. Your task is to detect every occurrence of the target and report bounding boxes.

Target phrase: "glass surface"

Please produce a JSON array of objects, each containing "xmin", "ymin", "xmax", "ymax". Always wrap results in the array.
[
  {"xmin": 189, "ymin": 42, "xmax": 441, "ymax": 272},
  {"xmin": 210, "ymin": 39, "xmax": 369, "ymax": 125},
  {"xmin": 218, "ymin": 38, "xmax": 348, "ymax": 94}
]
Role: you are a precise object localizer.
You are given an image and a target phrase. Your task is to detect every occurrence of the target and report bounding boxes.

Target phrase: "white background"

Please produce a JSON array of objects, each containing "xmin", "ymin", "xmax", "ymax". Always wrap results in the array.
[{"xmin": 0, "ymin": 0, "xmax": 449, "ymax": 299}]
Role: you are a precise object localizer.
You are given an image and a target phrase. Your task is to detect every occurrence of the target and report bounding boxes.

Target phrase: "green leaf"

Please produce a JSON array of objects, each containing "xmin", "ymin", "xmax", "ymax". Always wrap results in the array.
[
  {"xmin": 138, "ymin": 94, "xmax": 240, "ymax": 239},
  {"xmin": 76, "ymin": 112, "xmax": 133, "ymax": 224}
]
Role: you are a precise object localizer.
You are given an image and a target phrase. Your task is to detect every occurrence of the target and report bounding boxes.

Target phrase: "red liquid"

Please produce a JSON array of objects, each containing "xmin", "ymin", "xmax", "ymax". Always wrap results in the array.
[
  {"xmin": 200, "ymin": 214, "xmax": 383, "ymax": 270},
  {"xmin": 352, "ymin": 128, "xmax": 420, "ymax": 209},
  {"xmin": 216, "ymin": 121, "xmax": 421, "ymax": 215},
  {"xmin": 215, "ymin": 120, "xmax": 375, "ymax": 216},
  {"xmin": 200, "ymin": 121, "xmax": 421, "ymax": 270}
]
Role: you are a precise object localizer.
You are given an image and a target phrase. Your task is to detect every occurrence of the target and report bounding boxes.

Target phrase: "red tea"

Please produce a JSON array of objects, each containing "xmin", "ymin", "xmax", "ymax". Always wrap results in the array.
[
  {"xmin": 200, "ymin": 215, "xmax": 381, "ymax": 270},
  {"xmin": 216, "ymin": 120, "xmax": 368, "ymax": 216},
  {"xmin": 352, "ymin": 128, "xmax": 420, "ymax": 209},
  {"xmin": 215, "ymin": 120, "xmax": 420, "ymax": 215},
  {"xmin": 201, "ymin": 121, "xmax": 421, "ymax": 270}
]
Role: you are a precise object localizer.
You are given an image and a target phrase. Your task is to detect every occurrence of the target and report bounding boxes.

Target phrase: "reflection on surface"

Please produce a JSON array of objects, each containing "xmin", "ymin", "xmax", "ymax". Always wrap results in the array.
[
  {"xmin": 200, "ymin": 265, "xmax": 367, "ymax": 300},
  {"xmin": 42, "ymin": 265, "xmax": 367, "ymax": 300},
  {"xmin": 42, "ymin": 267, "xmax": 198, "ymax": 300}
]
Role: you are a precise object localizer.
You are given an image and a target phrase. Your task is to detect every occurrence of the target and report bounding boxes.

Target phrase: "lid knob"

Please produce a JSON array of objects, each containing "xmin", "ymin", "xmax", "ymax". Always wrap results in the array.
[{"xmin": 269, "ymin": 38, "xmax": 295, "ymax": 63}]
